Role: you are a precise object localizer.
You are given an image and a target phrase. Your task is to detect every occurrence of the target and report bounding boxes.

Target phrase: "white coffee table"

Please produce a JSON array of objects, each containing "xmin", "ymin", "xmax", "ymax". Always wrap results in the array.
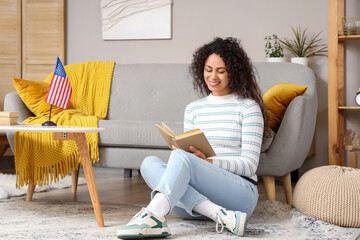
[{"xmin": 0, "ymin": 124, "xmax": 105, "ymax": 227}]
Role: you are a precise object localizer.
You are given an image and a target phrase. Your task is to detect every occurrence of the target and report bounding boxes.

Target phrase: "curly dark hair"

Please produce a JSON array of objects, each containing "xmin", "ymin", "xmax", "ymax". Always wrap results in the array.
[{"xmin": 189, "ymin": 37, "xmax": 271, "ymax": 139}]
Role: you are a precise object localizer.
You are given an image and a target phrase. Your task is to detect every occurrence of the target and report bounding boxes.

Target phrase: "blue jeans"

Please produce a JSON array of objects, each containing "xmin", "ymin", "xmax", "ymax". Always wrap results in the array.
[{"xmin": 140, "ymin": 149, "xmax": 258, "ymax": 220}]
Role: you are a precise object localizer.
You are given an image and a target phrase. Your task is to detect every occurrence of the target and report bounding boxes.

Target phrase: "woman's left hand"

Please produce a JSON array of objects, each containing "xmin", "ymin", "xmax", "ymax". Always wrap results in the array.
[{"xmin": 189, "ymin": 146, "xmax": 213, "ymax": 163}]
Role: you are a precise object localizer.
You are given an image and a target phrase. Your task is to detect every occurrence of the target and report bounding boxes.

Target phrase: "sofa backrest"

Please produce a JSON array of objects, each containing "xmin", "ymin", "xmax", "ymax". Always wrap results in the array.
[
  {"xmin": 107, "ymin": 64, "xmax": 199, "ymax": 122},
  {"xmin": 106, "ymin": 62, "xmax": 316, "ymax": 122},
  {"xmin": 254, "ymin": 62, "xmax": 316, "ymax": 98}
]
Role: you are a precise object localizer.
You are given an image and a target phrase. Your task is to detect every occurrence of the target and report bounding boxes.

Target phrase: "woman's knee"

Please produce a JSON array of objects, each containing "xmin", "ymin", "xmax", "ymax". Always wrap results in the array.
[
  {"xmin": 167, "ymin": 149, "xmax": 194, "ymax": 170},
  {"xmin": 169, "ymin": 149, "xmax": 190, "ymax": 164},
  {"xmin": 141, "ymin": 156, "xmax": 157, "ymax": 173},
  {"xmin": 140, "ymin": 156, "xmax": 165, "ymax": 177}
]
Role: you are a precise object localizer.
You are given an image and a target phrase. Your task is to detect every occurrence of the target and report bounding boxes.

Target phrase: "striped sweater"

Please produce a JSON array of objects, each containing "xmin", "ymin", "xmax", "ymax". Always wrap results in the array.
[{"xmin": 184, "ymin": 93, "xmax": 264, "ymax": 181}]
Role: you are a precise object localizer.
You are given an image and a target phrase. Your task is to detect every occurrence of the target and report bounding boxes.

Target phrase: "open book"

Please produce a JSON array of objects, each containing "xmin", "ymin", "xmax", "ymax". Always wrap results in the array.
[{"xmin": 156, "ymin": 122, "xmax": 216, "ymax": 158}]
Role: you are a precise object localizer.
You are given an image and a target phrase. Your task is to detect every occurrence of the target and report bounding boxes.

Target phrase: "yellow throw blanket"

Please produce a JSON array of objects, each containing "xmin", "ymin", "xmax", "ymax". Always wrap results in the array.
[{"xmin": 15, "ymin": 61, "xmax": 115, "ymax": 188}]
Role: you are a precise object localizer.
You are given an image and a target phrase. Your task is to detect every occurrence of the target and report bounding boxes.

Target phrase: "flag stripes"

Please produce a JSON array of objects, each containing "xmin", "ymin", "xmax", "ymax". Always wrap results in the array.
[{"xmin": 45, "ymin": 57, "xmax": 72, "ymax": 109}]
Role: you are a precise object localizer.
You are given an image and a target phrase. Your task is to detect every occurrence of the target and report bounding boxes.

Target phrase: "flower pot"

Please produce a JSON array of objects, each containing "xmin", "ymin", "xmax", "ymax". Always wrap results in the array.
[
  {"xmin": 291, "ymin": 57, "xmax": 309, "ymax": 66},
  {"xmin": 267, "ymin": 57, "xmax": 285, "ymax": 63}
]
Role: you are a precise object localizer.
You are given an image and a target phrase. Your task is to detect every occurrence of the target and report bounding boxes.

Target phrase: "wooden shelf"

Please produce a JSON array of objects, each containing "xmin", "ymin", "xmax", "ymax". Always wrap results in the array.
[
  {"xmin": 338, "ymin": 35, "xmax": 360, "ymax": 41},
  {"xmin": 339, "ymin": 106, "xmax": 360, "ymax": 110},
  {"xmin": 327, "ymin": 0, "xmax": 359, "ymax": 166}
]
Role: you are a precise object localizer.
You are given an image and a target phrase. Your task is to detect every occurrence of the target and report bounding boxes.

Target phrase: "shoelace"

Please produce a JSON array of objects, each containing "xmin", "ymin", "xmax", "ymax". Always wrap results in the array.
[
  {"xmin": 215, "ymin": 213, "xmax": 225, "ymax": 233},
  {"xmin": 128, "ymin": 208, "xmax": 148, "ymax": 225}
]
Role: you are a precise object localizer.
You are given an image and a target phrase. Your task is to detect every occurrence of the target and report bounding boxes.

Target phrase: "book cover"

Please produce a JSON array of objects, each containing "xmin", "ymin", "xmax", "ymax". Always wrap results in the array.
[
  {"xmin": 0, "ymin": 112, "xmax": 19, "ymax": 118},
  {"xmin": 0, "ymin": 117, "xmax": 18, "ymax": 125},
  {"xmin": 156, "ymin": 122, "xmax": 216, "ymax": 158}
]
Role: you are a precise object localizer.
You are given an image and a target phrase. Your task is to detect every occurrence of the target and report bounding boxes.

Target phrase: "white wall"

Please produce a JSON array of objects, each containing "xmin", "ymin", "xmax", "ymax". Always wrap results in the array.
[{"xmin": 66, "ymin": 0, "xmax": 360, "ymax": 172}]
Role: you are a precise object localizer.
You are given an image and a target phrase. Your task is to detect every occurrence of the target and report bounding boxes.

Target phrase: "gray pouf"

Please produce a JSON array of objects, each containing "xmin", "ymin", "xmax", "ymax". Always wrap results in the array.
[{"xmin": 293, "ymin": 165, "xmax": 360, "ymax": 227}]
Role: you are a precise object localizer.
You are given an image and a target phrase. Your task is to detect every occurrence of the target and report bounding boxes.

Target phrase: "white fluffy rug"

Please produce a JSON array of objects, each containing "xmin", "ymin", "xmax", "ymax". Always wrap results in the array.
[
  {"xmin": 0, "ymin": 173, "xmax": 86, "ymax": 199},
  {"xmin": 0, "ymin": 198, "xmax": 358, "ymax": 240}
]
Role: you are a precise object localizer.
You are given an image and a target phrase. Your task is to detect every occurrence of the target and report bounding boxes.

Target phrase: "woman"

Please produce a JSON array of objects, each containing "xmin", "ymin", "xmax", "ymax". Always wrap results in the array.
[{"xmin": 116, "ymin": 37, "xmax": 270, "ymax": 239}]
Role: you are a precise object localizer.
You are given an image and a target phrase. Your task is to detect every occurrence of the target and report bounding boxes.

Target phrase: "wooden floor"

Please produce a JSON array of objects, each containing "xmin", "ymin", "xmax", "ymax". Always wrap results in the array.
[{"xmin": 8, "ymin": 167, "xmax": 288, "ymax": 205}]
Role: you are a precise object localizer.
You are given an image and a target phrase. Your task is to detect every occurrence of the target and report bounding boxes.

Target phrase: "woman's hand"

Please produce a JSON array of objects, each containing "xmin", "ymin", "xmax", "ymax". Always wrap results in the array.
[
  {"xmin": 189, "ymin": 146, "xmax": 213, "ymax": 164},
  {"xmin": 171, "ymin": 145, "xmax": 213, "ymax": 163}
]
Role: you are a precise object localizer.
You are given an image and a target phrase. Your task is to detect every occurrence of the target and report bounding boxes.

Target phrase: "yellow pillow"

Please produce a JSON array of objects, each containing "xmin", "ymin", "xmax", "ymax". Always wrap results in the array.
[
  {"xmin": 13, "ymin": 78, "xmax": 63, "ymax": 116},
  {"xmin": 263, "ymin": 83, "xmax": 308, "ymax": 132}
]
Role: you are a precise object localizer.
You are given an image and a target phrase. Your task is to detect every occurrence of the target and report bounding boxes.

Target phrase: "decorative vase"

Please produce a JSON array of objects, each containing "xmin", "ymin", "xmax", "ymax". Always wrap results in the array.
[
  {"xmin": 267, "ymin": 57, "xmax": 285, "ymax": 63},
  {"xmin": 291, "ymin": 57, "xmax": 309, "ymax": 66}
]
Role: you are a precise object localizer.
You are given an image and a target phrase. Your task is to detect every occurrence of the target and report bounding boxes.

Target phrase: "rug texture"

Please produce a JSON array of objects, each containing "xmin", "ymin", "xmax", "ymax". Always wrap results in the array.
[
  {"xmin": 0, "ymin": 173, "xmax": 86, "ymax": 199},
  {"xmin": 0, "ymin": 198, "xmax": 358, "ymax": 240}
]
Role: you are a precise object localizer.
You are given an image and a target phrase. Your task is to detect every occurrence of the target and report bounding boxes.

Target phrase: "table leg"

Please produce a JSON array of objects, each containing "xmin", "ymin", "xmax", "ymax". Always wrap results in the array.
[
  {"xmin": 26, "ymin": 181, "xmax": 36, "ymax": 202},
  {"xmin": 71, "ymin": 168, "xmax": 79, "ymax": 201},
  {"xmin": 53, "ymin": 132, "xmax": 104, "ymax": 227},
  {"xmin": 73, "ymin": 133, "xmax": 104, "ymax": 227}
]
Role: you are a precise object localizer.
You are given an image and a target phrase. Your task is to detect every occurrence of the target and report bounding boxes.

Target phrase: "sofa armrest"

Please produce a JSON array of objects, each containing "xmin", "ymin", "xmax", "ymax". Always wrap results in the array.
[
  {"xmin": 4, "ymin": 92, "xmax": 34, "ymax": 121},
  {"xmin": 257, "ymin": 92, "xmax": 317, "ymax": 176},
  {"xmin": 4, "ymin": 92, "xmax": 34, "ymax": 122},
  {"xmin": 4, "ymin": 92, "xmax": 34, "ymax": 152}
]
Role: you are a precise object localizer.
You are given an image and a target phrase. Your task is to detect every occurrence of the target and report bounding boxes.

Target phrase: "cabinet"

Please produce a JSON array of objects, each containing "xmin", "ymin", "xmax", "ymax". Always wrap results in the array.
[
  {"xmin": 328, "ymin": 0, "xmax": 360, "ymax": 166},
  {"xmin": 0, "ymin": 0, "xmax": 64, "ymax": 158},
  {"xmin": 0, "ymin": 0, "xmax": 65, "ymax": 110}
]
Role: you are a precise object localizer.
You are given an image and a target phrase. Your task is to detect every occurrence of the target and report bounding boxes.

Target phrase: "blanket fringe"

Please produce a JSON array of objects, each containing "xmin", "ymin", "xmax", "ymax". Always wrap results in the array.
[{"xmin": 16, "ymin": 141, "xmax": 99, "ymax": 188}]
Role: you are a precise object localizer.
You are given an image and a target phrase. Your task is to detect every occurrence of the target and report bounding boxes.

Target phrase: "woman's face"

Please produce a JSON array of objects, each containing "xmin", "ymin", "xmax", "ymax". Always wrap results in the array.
[{"xmin": 203, "ymin": 54, "xmax": 231, "ymax": 96}]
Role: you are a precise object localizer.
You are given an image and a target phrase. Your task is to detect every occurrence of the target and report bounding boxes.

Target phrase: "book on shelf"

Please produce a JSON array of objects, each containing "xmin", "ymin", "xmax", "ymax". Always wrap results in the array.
[
  {"xmin": 0, "ymin": 111, "xmax": 19, "ymax": 118},
  {"xmin": 155, "ymin": 122, "xmax": 216, "ymax": 158}
]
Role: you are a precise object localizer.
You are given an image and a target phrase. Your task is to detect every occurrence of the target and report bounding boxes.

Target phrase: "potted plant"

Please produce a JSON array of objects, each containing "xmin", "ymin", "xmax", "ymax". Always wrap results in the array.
[
  {"xmin": 265, "ymin": 34, "xmax": 285, "ymax": 62},
  {"xmin": 280, "ymin": 26, "xmax": 327, "ymax": 66}
]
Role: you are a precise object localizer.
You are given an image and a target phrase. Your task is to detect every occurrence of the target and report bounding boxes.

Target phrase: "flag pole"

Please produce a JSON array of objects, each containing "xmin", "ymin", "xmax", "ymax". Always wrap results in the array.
[
  {"xmin": 49, "ymin": 104, "xmax": 53, "ymax": 122},
  {"xmin": 42, "ymin": 56, "xmax": 71, "ymax": 127},
  {"xmin": 41, "ymin": 104, "xmax": 57, "ymax": 127}
]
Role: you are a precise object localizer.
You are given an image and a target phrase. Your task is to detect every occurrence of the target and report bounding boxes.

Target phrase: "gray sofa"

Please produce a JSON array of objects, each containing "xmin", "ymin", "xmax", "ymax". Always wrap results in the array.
[{"xmin": 4, "ymin": 62, "xmax": 317, "ymax": 203}]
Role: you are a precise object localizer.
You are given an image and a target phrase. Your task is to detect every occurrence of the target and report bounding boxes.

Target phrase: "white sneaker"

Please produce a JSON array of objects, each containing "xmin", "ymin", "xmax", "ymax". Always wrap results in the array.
[
  {"xmin": 116, "ymin": 208, "xmax": 171, "ymax": 239},
  {"xmin": 216, "ymin": 208, "xmax": 247, "ymax": 237}
]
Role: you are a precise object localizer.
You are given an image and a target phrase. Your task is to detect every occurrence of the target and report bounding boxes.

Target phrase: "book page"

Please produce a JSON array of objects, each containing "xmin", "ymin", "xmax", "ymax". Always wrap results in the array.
[
  {"xmin": 176, "ymin": 129, "xmax": 202, "ymax": 139},
  {"xmin": 156, "ymin": 124, "xmax": 176, "ymax": 149},
  {"xmin": 161, "ymin": 122, "xmax": 176, "ymax": 136}
]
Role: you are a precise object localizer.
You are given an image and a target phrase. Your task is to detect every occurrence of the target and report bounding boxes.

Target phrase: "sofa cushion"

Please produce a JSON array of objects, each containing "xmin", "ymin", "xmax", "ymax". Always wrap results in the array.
[
  {"xmin": 98, "ymin": 120, "xmax": 184, "ymax": 148},
  {"xmin": 263, "ymin": 83, "xmax": 308, "ymax": 132},
  {"xmin": 99, "ymin": 119, "xmax": 274, "ymax": 152},
  {"xmin": 13, "ymin": 78, "xmax": 63, "ymax": 116}
]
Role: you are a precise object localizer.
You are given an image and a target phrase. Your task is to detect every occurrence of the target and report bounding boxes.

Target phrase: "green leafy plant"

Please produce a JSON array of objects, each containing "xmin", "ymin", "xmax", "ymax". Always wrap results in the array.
[
  {"xmin": 280, "ymin": 26, "xmax": 328, "ymax": 58},
  {"xmin": 265, "ymin": 34, "xmax": 284, "ymax": 58}
]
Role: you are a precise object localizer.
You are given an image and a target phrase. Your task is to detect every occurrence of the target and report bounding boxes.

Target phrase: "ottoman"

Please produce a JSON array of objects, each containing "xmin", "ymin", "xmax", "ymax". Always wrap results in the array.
[{"xmin": 293, "ymin": 165, "xmax": 360, "ymax": 227}]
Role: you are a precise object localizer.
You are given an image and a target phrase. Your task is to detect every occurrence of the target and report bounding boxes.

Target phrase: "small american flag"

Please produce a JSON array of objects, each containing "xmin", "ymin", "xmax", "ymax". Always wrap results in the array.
[{"xmin": 45, "ymin": 57, "xmax": 72, "ymax": 109}]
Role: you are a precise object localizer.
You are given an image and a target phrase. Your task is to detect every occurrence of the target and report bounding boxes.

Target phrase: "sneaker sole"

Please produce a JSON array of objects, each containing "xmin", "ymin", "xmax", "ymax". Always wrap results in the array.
[
  {"xmin": 117, "ymin": 232, "xmax": 171, "ymax": 239},
  {"xmin": 116, "ymin": 228, "xmax": 171, "ymax": 239}
]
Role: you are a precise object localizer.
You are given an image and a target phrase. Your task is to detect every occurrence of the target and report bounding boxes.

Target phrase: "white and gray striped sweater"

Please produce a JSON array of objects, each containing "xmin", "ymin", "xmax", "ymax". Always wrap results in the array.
[{"xmin": 184, "ymin": 93, "xmax": 264, "ymax": 182}]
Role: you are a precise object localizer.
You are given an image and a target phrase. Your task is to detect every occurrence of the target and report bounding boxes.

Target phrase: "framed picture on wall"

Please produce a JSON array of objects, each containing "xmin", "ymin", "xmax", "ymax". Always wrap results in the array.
[{"xmin": 101, "ymin": 0, "xmax": 173, "ymax": 40}]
